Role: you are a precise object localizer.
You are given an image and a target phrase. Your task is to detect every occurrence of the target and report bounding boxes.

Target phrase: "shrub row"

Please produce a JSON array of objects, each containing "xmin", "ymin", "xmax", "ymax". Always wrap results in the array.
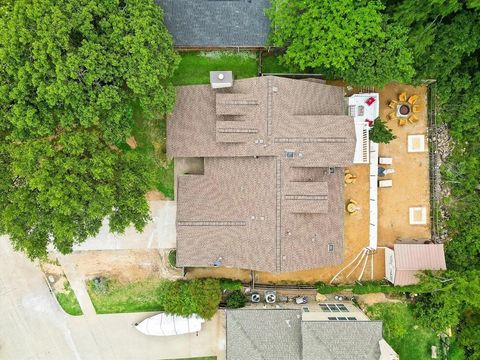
[{"xmin": 316, "ymin": 280, "xmax": 425, "ymax": 295}]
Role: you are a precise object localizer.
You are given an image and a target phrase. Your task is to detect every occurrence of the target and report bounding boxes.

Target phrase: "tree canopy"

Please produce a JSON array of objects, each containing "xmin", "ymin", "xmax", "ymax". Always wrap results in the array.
[
  {"xmin": 369, "ymin": 118, "xmax": 396, "ymax": 144},
  {"xmin": 267, "ymin": 0, "xmax": 415, "ymax": 87},
  {"xmin": 0, "ymin": 0, "xmax": 179, "ymax": 258}
]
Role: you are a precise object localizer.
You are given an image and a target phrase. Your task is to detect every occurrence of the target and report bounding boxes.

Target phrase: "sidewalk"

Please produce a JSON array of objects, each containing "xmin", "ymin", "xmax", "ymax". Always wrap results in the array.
[{"xmin": 58, "ymin": 254, "xmax": 97, "ymax": 316}]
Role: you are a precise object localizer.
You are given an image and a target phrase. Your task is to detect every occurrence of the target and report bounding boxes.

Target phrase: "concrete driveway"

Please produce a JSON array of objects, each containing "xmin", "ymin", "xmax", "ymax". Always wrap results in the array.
[
  {"xmin": 72, "ymin": 200, "xmax": 176, "ymax": 251},
  {"xmin": 0, "ymin": 237, "xmax": 225, "ymax": 360}
]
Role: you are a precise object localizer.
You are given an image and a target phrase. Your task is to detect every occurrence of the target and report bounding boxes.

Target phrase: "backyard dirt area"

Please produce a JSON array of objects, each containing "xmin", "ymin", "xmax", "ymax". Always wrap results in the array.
[
  {"xmin": 187, "ymin": 83, "xmax": 431, "ymax": 285},
  {"xmin": 61, "ymin": 249, "xmax": 182, "ymax": 283},
  {"xmin": 377, "ymin": 84, "xmax": 431, "ymax": 246}
]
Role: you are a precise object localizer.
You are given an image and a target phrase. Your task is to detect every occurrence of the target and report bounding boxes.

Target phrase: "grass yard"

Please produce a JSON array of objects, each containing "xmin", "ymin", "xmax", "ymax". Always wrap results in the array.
[
  {"xmin": 367, "ymin": 303, "xmax": 441, "ymax": 360},
  {"xmin": 172, "ymin": 51, "xmax": 258, "ymax": 86},
  {"xmin": 131, "ymin": 105, "xmax": 174, "ymax": 199},
  {"xmin": 261, "ymin": 55, "xmax": 293, "ymax": 74},
  {"xmin": 56, "ymin": 282, "xmax": 83, "ymax": 316},
  {"xmin": 86, "ymin": 278, "xmax": 164, "ymax": 314}
]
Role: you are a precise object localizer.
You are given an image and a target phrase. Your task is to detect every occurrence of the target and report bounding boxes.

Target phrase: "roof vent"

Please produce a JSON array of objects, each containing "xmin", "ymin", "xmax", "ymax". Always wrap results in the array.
[
  {"xmin": 286, "ymin": 150, "xmax": 295, "ymax": 159},
  {"xmin": 213, "ymin": 257, "xmax": 223, "ymax": 267},
  {"xmin": 328, "ymin": 243, "xmax": 334, "ymax": 253}
]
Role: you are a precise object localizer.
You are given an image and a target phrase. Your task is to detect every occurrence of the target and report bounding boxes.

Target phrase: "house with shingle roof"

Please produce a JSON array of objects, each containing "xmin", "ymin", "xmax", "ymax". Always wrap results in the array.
[
  {"xmin": 226, "ymin": 308, "xmax": 398, "ymax": 360},
  {"xmin": 156, "ymin": 0, "xmax": 271, "ymax": 48},
  {"xmin": 167, "ymin": 76, "xmax": 356, "ymax": 272}
]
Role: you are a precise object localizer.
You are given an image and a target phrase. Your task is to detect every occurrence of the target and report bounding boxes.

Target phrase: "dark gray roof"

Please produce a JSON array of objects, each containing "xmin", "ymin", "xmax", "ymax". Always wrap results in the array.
[
  {"xmin": 227, "ymin": 309, "xmax": 302, "ymax": 360},
  {"xmin": 156, "ymin": 0, "xmax": 271, "ymax": 47},
  {"xmin": 301, "ymin": 321, "xmax": 383, "ymax": 360}
]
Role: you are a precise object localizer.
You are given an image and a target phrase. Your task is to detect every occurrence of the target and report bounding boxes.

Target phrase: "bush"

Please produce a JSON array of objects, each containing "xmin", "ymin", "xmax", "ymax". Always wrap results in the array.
[
  {"xmin": 226, "ymin": 290, "xmax": 247, "ymax": 309},
  {"xmin": 316, "ymin": 280, "xmax": 425, "ymax": 295},
  {"xmin": 369, "ymin": 118, "xmax": 396, "ymax": 144},
  {"xmin": 219, "ymin": 278, "xmax": 243, "ymax": 291},
  {"xmin": 168, "ymin": 250, "xmax": 177, "ymax": 268},
  {"xmin": 157, "ymin": 279, "xmax": 222, "ymax": 320},
  {"xmin": 316, "ymin": 282, "xmax": 348, "ymax": 294},
  {"xmin": 352, "ymin": 281, "xmax": 423, "ymax": 295}
]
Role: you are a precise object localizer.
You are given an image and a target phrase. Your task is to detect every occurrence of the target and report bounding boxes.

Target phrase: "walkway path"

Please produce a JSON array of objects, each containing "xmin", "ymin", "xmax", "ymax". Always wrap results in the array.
[{"xmin": 58, "ymin": 254, "xmax": 97, "ymax": 316}]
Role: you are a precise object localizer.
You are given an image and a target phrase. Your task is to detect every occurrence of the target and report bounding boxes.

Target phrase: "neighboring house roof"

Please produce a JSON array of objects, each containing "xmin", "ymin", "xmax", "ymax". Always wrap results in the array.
[
  {"xmin": 156, "ymin": 0, "xmax": 271, "ymax": 47},
  {"xmin": 301, "ymin": 321, "xmax": 383, "ymax": 360},
  {"xmin": 168, "ymin": 77, "xmax": 356, "ymax": 272},
  {"xmin": 394, "ymin": 244, "xmax": 447, "ymax": 285},
  {"xmin": 227, "ymin": 309, "xmax": 302, "ymax": 360},
  {"xmin": 226, "ymin": 309, "xmax": 387, "ymax": 360}
]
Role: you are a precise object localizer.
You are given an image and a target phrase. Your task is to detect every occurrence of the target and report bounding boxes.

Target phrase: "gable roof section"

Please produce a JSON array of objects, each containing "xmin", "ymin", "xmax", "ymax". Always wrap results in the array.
[
  {"xmin": 394, "ymin": 244, "xmax": 447, "ymax": 285},
  {"xmin": 167, "ymin": 76, "xmax": 355, "ymax": 166},
  {"xmin": 226, "ymin": 310, "xmax": 386, "ymax": 360},
  {"xmin": 227, "ymin": 309, "xmax": 302, "ymax": 360},
  {"xmin": 156, "ymin": 0, "xmax": 271, "ymax": 47},
  {"xmin": 301, "ymin": 321, "xmax": 383, "ymax": 360}
]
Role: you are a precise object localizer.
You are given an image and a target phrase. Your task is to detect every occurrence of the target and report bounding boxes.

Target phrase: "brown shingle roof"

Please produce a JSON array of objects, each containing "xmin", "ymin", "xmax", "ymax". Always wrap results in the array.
[{"xmin": 168, "ymin": 76, "xmax": 356, "ymax": 272}]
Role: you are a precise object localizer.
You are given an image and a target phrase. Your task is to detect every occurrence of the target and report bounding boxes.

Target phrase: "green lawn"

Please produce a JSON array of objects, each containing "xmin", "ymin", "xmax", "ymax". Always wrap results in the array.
[
  {"xmin": 131, "ymin": 105, "xmax": 174, "ymax": 199},
  {"xmin": 56, "ymin": 282, "xmax": 83, "ymax": 316},
  {"xmin": 261, "ymin": 55, "xmax": 293, "ymax": 74},
  {"xmin": 367, "ymin": 303, "xmax": 441, "ymax": 360},
  {"xmin": 86, "ymin": 278, "xmax": 164, "ymax": 314},
  {"xmin": 172, "ymin": 51, "xmax": 258, "ymax": 86}
]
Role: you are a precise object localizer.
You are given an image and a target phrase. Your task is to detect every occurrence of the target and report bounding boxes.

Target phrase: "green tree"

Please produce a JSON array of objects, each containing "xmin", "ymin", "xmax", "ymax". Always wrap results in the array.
[
  {"xmin": 1, "ymin": 131, "xmax": 154, "ymax": 258},
  {"xmin": 457, "ymin": 308, "xmax": 480, "ymax": 359},
  {"xmin": 0, "ymin": 0, "xmax": 179, "ymax": 258},
  {"xmin": 266, "ymin": 0, "xmax": 385, "ymax": 72},
  {"xmin": 343, "ymin": 23, "xmax": 415, "ymax": 87},
  {"xmin": 413, "ymin": 271, "xmax": 480, "ymax": 332},
  {"xmin": 369, "ymin": 118, "xmax": 396, "ymax": 144}
]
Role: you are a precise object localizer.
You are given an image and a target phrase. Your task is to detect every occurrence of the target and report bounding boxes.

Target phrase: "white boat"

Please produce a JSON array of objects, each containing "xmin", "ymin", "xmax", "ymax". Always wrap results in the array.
[{"xmin": 135, "ymin": 313, "xmax": 205, "ymax": 336}]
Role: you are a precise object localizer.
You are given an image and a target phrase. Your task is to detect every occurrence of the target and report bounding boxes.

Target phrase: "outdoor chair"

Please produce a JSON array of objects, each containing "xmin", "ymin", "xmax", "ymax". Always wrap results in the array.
[
  {"xmin": 388, "ymin": 112, "xmax": 397, "ymax": 121},
  {"xmin": 407, "ymin": 114, "xmax": 419, "ymax": 124},
  {"xmin": 398, "ymin": 118, "xmax": 406, "ymax": 126},
  {"xmin": 398, "ymin": 92, "xmax": 407, "ymax": 102},
  {"xmin": 378, "ymin": 179, "xmax": 393, "ymax": 188},
  {"xmin": 408, "ymin": 95, "xmax": 418, "ymax": 105},
  {"xmin": 388, "ymin": 100, "xmax": 398, "ymax": 109},
  {"xmin": 379, "ymin": 157, "xmax": 393, "ymax": 165},
  {"xmin": 412, "ymin": 104, "xmax": 421, "ymax": 113}
]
